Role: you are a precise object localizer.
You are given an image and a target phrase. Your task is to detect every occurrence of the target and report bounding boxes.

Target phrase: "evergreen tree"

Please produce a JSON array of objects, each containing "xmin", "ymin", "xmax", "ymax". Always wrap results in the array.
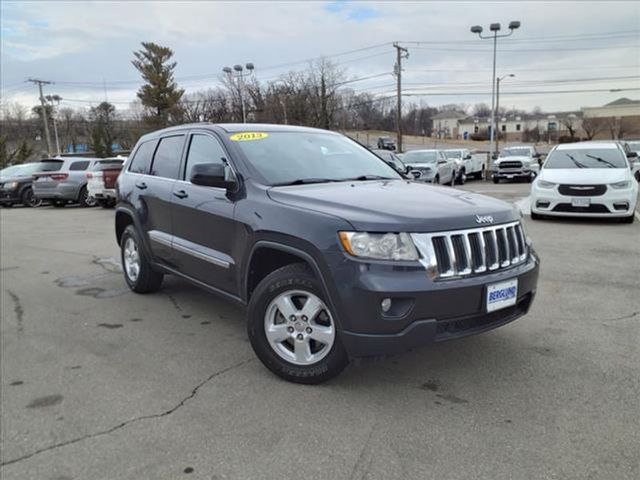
[{"xmin": 132, "ymin": 42, "xmax": 184, "ymax": 127}]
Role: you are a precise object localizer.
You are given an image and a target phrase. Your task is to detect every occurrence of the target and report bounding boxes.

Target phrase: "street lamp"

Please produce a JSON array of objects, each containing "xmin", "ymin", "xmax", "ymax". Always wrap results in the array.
[
  {"xmin": 223, "ymin": 62, "xmax": 255, "ymax": 123},
  {"xmin": 470, "ymin": 20, "xmax": 521, "ymax": 159},
  {"xmin": 45, "ymin": 94, "xmax": 63, "ymax": 155},
  {"xmin": 496, "ymin": 74, "xmax": 515, "ymax": 152}
]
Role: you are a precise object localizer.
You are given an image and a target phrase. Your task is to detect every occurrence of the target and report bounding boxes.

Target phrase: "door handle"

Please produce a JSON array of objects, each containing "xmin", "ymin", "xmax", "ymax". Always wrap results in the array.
[
  {"xmin": 173, "ymin": 190, "xmax": 188, "ymax": 199},
  {"xmin": 135, "ymin": 181, "xmax": 147, "ymax": 190}
]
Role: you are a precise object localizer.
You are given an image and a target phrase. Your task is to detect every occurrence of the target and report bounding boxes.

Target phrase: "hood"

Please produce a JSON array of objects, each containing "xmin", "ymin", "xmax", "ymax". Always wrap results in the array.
[
  {"xmin": 496, "ymin": 155, "xmax": 532, "ymax": 164},
  {"xmin": 0, "ymin": 174, "xmax": 31, "ymax": 183},
  {"xmin": 268, "ymin": 180, "xmax": 519, "ymax": 232},
  {"xmin": 538, "ymin": 168, "xmax": 629, "ymax": 184}
]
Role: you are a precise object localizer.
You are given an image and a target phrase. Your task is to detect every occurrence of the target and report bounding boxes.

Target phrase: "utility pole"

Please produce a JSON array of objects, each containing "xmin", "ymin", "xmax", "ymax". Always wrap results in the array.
[
  {"xmin": 28, "ymin": 78, "xmax": 53, "ymax": 155},
  {"xmin": 393, "ymin": 42, "xmax": 409, "ymax": 153}
]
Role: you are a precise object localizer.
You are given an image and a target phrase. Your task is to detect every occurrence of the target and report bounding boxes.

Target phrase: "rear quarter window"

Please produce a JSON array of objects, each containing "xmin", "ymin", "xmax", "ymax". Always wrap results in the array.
[
  {"xmin": 128, "ymin": 140, "xmax": 157, "ymax": 174},
  {"xmin": 68, "ymin": 161, "xmax": 91, "ymax": 171}
]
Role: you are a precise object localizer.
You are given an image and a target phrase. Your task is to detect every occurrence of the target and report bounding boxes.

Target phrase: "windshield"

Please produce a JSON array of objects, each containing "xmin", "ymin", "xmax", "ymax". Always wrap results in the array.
[
  {"xmin": 501, "ymin": 148, "xmax": 532, "ymax": 157},
  {"xmin": 232, "ymin": 131, "xmax": 401, "ymax": 185},
  {"xmin": 445, "ymin": 150, "xmax": 463, "ymax": 160},
  {"xmin": 627, "ymin": 141, "xmax": 640, "ymax": 152},
  {"xmin": 403, "ymin": 151, "xmax": 438, "ymax": 164},
  {"xmin": 544, "ymin": 148, "xmax": 627, "ymax": 169}
]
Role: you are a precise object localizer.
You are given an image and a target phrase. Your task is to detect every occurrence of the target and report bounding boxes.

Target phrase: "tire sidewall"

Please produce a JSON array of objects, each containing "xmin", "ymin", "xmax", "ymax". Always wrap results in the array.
[
  {"xmin": 247, "ymin": 267, "xmax": 348, "ymax": 384},
  {"xmin": 121, "ymin": 226, "xmax": 146, "ymax": 290}
]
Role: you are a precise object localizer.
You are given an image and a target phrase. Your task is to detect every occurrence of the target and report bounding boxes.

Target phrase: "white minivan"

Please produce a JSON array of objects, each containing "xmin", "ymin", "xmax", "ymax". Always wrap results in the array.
[{"xmin": 530, "ymin": 142, "xmax": 638, "ymax": 223}]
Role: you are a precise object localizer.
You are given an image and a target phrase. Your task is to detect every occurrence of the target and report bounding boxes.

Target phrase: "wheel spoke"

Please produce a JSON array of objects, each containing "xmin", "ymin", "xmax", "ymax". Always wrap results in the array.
[
  {"xmin": 309, "ymin": 323, "xmax": 334, "ymax": 346},
  {"xmin": 294, "ymin": 339, "xmax": 312, "ymax": 363},
  {"xmin": 275, "ymin": 294, "xmax": 298, "ymax": 319},
  {"xmin": 300, "ymin": 295, "xmax": 323, "ymax": 321},
  {"xmin": 266, "ymin": 323, "xmax": 289, "ymax": 343}
]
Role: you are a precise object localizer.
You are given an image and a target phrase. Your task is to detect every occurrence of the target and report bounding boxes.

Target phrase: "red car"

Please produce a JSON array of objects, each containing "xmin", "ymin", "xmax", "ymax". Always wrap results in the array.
[{"xmin": 86, "ymin": 158, "xmax": 125, "ymax": 208}]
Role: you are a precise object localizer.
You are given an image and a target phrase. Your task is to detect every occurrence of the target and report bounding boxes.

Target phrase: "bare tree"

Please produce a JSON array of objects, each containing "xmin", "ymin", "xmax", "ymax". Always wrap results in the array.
[{"xmin": 581, "ymin": 117, "xmax": 605, "ymax": 140}]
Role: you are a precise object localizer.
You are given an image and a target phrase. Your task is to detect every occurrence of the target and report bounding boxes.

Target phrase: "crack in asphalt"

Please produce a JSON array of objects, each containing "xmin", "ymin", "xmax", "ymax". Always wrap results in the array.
[
  {"xmin": 601, "ymin": 311, "xmax": 639, "ymax": 324},
  {"xmin": 0, "ymin": 358, "xmax": 253, "ymax": 468},
  {"xmin": 6, "ymin": 290, "xmax": 24, "ymax": 334}
]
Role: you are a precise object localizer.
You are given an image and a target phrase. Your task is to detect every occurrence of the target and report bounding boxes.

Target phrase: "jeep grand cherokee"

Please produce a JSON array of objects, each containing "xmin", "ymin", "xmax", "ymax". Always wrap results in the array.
[{"xmin": 115, "ymin": 124, "xmax": 540, "ymax": 384}]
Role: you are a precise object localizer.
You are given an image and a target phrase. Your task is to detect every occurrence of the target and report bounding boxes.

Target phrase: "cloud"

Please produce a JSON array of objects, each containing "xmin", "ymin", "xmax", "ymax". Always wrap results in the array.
[{"xmin": 1, "ymin": 1, "xmax": 638, "ymax": 113}]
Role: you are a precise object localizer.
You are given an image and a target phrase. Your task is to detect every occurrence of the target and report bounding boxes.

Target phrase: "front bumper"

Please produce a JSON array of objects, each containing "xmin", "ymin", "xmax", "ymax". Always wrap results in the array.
[
  {"xmin": 531, "ymin": 184, "xmax": 638, "ymax": 218},
  {"xmin": 327, "ymin": 253, "xmax": 540, "ymax": 357},
  {"xmin": 0, "ymin": 189, "xmax": 21, "ymax": 204},
  {"xmin": 493, "ymin": 170, "xmax": 532, "ymax": 180}
]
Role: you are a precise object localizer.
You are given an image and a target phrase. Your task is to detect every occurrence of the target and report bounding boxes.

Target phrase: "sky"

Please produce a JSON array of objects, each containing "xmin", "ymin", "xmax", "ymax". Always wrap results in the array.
[{"xmin": 1, "ymin": 0, "xmax": 639, "ymax": 116}]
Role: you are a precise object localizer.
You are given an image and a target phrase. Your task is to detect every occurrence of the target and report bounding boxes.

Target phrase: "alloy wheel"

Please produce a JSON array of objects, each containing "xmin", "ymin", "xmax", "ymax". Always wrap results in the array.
[
  {"xmin": 264, "ymin": 290, "xmax": 335, "ymax": 366},
  {"xmin": 123, "ymin": 237, "xmax": 141, "ymax": 282}
]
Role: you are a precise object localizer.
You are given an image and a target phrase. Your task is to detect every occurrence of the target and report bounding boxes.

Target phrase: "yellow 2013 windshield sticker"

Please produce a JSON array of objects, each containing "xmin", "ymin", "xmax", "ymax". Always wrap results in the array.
[{"xmin": 229, "ymin": 132, "xmax": 269, "ymax": 142}]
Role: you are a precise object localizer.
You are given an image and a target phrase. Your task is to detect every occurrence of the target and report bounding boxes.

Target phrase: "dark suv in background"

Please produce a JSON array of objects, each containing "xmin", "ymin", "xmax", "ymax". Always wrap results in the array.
[
  {"xmin": 116, "ymin": 124, "xmax": 539, "ymax": 383},
  {"xmin": 0, "ymin": 160, "xmax": 66, "ymax": 207}
]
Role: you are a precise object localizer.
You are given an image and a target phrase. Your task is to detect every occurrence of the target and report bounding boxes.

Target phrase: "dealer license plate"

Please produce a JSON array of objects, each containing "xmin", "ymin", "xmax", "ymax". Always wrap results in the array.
[
  {"xmin": 486, "ymin": 278, "xmax": 518, "ymax": 312},
  {"xmin": 571, "ymin": 197, "xmax": 591, "ymax": 207}
]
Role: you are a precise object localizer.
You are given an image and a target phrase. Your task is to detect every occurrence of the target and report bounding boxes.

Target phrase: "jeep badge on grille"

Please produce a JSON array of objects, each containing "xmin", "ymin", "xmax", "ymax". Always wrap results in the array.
[{"xmin": 475, "ymin": 215, "xmax": 494, "ymax": 224}]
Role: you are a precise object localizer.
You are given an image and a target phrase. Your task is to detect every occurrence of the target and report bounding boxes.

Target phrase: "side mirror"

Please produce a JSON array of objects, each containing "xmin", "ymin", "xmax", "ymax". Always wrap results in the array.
[
  {"xmin": 409, "ymin": 170, "xmax": 422, "ymax": 180},
  {"xmin": 190, "ymin": 163, "xmax": 236, "ymax": 190},
  {"xmin": 627, "ymin": 151, "xmax": 638, "ymax": 158},
  {"xmin": 465, "ymin": 154, "xmax": 472, "ymax": 160},
  {"xmin": 438, "ymin": 159, "xmax": 448, "ymax": 165}
]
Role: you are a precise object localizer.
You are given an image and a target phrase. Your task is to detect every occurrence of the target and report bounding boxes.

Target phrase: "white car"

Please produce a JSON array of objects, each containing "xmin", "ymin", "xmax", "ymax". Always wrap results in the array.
[
  {"xmin": 402, "ymin": 149, "xmax": 456, "ymax": 185},
  {"xmin": 531, "ymin": 142, "xmax": 638, "ymax": 223}
]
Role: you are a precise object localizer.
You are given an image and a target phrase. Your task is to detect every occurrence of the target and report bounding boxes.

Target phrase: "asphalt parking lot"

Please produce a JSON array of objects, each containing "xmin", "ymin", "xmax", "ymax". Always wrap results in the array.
[{"xmin": 1, "ymin": 183, "xmax": 639, "ymax": 480}]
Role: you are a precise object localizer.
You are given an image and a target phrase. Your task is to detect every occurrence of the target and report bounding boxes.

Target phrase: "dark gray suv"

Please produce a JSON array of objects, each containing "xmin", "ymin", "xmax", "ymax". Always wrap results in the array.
[{"xmin": 116, "ymin": 124, "xmax": 539, "ymax": 383}]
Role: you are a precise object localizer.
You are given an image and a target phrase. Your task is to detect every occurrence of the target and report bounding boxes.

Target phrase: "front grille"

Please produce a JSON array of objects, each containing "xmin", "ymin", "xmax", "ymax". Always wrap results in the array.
[
  {"xmin": 499, "ymin": 161, "xmax": 523, "ymax": 169},
  {"xmin": 411, "ymin": 221, "xmax": 528, "ymax": 280},
  {"xmin": 558, "ymin": 184, "xmax": 607, "ymax": 197},
  {"xmin": 552, "ymin": 203, "xmax": 610, "ymax": 213}
]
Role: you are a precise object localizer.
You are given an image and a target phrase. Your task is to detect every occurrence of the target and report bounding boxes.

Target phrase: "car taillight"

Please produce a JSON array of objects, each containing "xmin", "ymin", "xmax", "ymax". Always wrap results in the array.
[
  {"xmin": 86, "ymin": 173, "xmax": 93, "ymax": 179},
  {"xmin": 50, "ymin": 173, "xmax": 69, "ymax": 181}
]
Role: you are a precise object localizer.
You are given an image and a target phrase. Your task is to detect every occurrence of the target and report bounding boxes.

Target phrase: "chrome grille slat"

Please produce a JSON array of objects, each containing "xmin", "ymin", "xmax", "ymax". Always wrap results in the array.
[{"xmin": 412, "ymin": 221, "xmax": 528, "ymax": 280}]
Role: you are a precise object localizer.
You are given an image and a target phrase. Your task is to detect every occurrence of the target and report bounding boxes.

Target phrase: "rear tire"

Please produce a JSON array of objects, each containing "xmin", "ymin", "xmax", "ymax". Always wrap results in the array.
[
  {"xmin": 247, "ymin": 263, "xmax": 349, "ymax": 384},
  {"xmin": 98, "ymin": 199, "xmax": 116, "ymax": 208},
  {"xmin": 78, "ymin": 186, "xmax": 96, "ymax": 207},
  {"xmin": 120, "ymin": 225, "xmax": 164, "ymax": 293},
  {"xmin": 52, "ymin": 200, "xmax": 66, "ymax": 208}
]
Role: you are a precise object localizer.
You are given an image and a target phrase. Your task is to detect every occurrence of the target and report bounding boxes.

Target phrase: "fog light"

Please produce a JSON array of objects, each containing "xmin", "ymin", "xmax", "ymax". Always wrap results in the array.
[{"xmin": 381, "ymin": 298, "xmax": 392, "ymax": 313}]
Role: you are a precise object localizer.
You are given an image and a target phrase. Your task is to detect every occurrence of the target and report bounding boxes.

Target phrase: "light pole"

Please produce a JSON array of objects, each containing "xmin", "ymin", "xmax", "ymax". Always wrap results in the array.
[
  {"xmin": 470, "ymin": 21, "xmax": 520, "ymax": 160},
  {"xmin": 223, "ymin": 63, "xmax": 255, "ymax": 123},
  {"xmin": 45, "ymin": 94, "xmax": 63, "ymax": 155},
  {"xmin": 495, "ymin": 74, "xmax": 515, "ymax": 153}
]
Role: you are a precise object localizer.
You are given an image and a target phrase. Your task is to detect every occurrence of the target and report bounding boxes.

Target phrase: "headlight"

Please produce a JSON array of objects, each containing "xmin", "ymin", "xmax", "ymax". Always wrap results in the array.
[
  {"xmin": 5, "ymin": 181, "xmax": 19, "ymax": 190},
  {"xmin": 339, "ymin": 232, "xmax": 419, "ymax": 261},
  {"xmin": 536, "ymin": 180, "xmax": 556, "ymax": 188},
  {"xmin": 609, "ymin": 181, "xmax": 630, "ymax": 189}
]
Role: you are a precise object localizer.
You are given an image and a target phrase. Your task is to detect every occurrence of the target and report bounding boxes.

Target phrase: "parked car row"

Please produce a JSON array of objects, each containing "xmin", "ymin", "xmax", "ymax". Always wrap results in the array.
[{"xmin": 0, "ymin": 156, "xmax": 125, "ymax": 208}]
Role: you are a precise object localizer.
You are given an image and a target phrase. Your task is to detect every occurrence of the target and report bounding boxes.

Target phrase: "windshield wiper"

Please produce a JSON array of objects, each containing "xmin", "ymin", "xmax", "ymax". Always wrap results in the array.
[
  {"xmin": 565, "ymin": 153, "xmax": 587, "ymax": 168},
  {"xmin": 341, "ymin": 175, "xmax": 396, "ymax": 181},
  {"xmin": 276, "ymin": 178, "xmax": 340, "ymax": 186},
  {"xmin": 585, "ymin": 154, "xmax": 618, "ymax": 168}
]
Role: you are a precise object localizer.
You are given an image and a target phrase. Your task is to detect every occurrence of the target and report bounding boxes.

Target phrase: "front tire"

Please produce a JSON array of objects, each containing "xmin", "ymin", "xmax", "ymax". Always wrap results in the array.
[
  {"xmin": 120, "ymin": 225, "xmax": 164, "ymax": 293},
  {"xmin": 621, "ymin": 214, "xmax": 635, "ymax": 224},
  {"xmin": 493, "ymin": 176, "xmax": 500, "ymax": 184},
  {"xmin": 247, "ymin": 264, "xmax": 349, "ymax": 384},
  {"xmin": 531, "ymin": 211, "xmax": 543, "ymax": 220},
  {"xmin": 434, "ymin": 175, "xmax": 440, "ymax": 184},
  {"xmin": 21, "ymin": 187, "xmax": 42, "ymax": 207},
  {"xmin": 456, "ymin": 169, "xmax": 466, "ymax": 185}
]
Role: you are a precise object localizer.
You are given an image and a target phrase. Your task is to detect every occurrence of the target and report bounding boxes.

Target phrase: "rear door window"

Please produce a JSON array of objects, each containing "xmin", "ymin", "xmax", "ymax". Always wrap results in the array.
[
  {"xmin": 69, "ymin": 161, "xmax": 90, "ymax": 171},
  {"xmin": 151, "ymin": 135, "xmax": 185, "ymax": 179},
  {"xmin": 129, "ymin": 140, "xmax": 157, "ymax": 174}
]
